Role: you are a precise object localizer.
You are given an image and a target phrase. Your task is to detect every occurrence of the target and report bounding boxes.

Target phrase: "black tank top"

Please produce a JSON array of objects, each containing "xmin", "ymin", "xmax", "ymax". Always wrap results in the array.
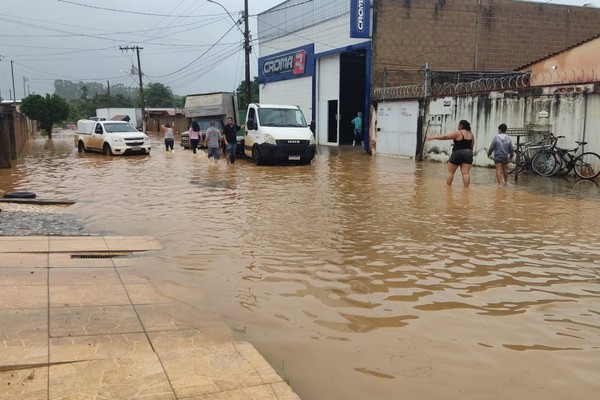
[{"xmin": 453, "ymin": 130, "xmax": 472, "ymax": 150}]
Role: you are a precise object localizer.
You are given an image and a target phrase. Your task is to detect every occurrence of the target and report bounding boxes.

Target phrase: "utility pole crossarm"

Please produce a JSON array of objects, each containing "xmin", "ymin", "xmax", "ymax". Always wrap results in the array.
[{"xmin": 119, "ymin": 46, "xmax": 146, "ymax": 132}]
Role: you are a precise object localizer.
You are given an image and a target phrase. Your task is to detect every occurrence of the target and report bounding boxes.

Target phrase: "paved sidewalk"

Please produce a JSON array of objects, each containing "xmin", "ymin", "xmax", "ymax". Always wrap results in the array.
[{"xmin": 0, "ymin": 236, "xmax": 300, "ymax": 400}]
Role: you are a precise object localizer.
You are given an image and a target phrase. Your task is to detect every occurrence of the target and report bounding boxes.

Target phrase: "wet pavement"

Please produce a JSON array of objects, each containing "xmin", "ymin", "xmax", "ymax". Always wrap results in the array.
[
  {"xmin": 1, "ymin": 130, "xmax": 599, "ymax": 400},
  {"xmin": 0, "ymin": 236, "xmax": 299, "ymax": 399}
]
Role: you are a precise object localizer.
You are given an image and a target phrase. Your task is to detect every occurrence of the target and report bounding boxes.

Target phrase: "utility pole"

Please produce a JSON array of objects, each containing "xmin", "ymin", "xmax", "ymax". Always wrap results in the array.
[
  {"xmin": 107, "ymin": 80, "xmax": 111, "ymax": 108},
  {"xmin": 207, "ymin": 0, "xmax": 251, "ymax": 106},
  {"xmin": 244, "ymin": 0, "xmax": 251, "ymax": 106},
  {"xmin": 0, "ymin": 55, "xmax": 3, "ymax": 101},
  {"xmin": 119, "ymin": 46, "xmax": 145, "ymax": 132},
  {"xmin": 23, "ymin": 76, "xmax": 28, "ymax": 99},
  {"xmin": 10, "ymin": 61, "xmax": 16, "ymax": 104}
]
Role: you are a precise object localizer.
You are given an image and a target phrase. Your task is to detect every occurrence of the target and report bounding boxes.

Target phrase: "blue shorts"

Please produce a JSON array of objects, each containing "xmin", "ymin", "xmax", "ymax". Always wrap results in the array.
[{"xmin": 207, "ymin": 147, "xmax": 220, "ymax": 159}]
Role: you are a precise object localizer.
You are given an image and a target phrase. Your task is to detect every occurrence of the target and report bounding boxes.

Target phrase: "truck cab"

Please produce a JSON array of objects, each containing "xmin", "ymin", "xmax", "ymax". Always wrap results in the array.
[
  {"xmin": 74, "ymin": 120, "xmax": 151, "ymax": 156},
  {"xmin": 243, "ymin": 104, "xmax": 316, "ymax": 165}
]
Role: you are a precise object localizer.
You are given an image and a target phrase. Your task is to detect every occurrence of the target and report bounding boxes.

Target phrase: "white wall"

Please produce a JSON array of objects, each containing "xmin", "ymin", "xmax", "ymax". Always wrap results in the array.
[
  {"xmin": 260, "ymin": 77, "xmax": 312, "ymax": 123},
  {"xmin": 259, "ymin": 14, "xmax": 366, "ymax": 58},
  {"xmin": 423, "ymin": 91, "xmax": 599, "ymax": 166},
  {"xmin": 375, "ymin": 91, "xmax": 600, "ymax": 164}
]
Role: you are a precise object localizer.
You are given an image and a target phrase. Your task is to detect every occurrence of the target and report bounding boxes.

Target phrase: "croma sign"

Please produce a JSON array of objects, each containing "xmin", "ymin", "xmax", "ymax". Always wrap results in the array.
[
  {"xmin": 263, "ymin": 50, "xmax": 306, "ymax": 76},
  {"xmin": 356, "ymin": 0, "xmax": 365, "ymax": 32},
  {"xmin": 258, "ymin": 44, "xmax": 314, "ymax": 84},
  {"xmin": 350, "ymin": 0, "xmax": 370, "ymax": 38}
]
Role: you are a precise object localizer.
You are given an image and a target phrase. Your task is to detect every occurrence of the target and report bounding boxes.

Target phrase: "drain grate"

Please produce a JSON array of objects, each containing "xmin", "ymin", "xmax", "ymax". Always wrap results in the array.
[{"xmin": 70, "ymin": 253, "xmax": 130, "ymax": 259}]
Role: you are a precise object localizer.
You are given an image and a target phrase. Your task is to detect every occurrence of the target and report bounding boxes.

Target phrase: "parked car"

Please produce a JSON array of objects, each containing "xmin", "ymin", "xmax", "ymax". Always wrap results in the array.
[{"xmin": 74, "ymin": 119, "xmax": 151, "ymax": 156}]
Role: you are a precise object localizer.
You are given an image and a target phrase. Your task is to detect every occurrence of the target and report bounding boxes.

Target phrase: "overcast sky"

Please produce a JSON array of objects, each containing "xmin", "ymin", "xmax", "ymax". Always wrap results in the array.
[{"xmin": 1, "ymin": 0, "xmax": 599, "ymax": 100}]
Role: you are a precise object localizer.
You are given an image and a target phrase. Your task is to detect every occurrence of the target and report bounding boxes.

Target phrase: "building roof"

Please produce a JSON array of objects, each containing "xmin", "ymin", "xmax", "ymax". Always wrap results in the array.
[{"xmin": 517, "ymin": 32, "xmax": 600, "ymax": 70}]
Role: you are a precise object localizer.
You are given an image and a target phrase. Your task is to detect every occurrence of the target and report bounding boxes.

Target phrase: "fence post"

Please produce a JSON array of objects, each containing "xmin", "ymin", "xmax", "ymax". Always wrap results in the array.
[{"xmin": 0, "ymin": 108, "xmax": 12, "ymax": 168}]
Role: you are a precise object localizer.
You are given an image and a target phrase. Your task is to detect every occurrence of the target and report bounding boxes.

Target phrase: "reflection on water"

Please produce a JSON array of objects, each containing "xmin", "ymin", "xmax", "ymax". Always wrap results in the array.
[{"xmin": 1, "ymin": 131, "xmax": 599, "ymax": 399}]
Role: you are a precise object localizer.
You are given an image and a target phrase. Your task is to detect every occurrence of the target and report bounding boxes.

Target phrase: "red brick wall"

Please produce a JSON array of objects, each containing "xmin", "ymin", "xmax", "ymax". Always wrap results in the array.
[{"xmin": 372, "ymin": 0, "xmax": 600, "ymax": 87}]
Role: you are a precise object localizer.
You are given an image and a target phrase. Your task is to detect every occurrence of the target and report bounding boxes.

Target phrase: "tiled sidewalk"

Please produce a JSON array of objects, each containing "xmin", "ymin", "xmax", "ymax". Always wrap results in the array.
[{"xmin": 0, "ymin": 236, "xmax": 300, "ymax": 400}]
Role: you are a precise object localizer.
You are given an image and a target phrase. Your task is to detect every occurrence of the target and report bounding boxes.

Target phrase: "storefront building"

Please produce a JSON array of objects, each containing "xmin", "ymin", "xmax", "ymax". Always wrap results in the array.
[{"xmin": 257, "ymin": 0, "xmax": 372, "ymax": 148}]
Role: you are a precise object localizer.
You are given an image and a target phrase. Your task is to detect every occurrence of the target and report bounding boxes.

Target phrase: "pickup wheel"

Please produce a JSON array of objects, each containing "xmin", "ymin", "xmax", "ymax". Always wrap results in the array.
[
  {"xmin": 77, "ymin": 141, "xmax": 86, "ymax": 153},
  {"xmin": 253, "ymin": 147, "xmax": 263, "ymax": 166},
  {"xmin": 103, "ymin": 143, "xmax": 113, "ymax": 156}
]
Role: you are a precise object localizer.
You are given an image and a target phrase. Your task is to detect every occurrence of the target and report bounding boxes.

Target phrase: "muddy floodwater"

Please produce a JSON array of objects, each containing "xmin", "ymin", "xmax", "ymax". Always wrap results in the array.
[{"xmin": 2, "ymin": 131, "xmax": 600, "ymax": 400}]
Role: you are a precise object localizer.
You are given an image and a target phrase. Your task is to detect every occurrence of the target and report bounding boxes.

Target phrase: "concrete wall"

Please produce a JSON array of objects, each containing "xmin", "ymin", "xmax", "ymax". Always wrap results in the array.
[
  {"xmin": 0, "ymin": 105, "xmax": 36, "ymax": 168},
  {"xmin": 421, "ymin": 91, "xmax": 599, "ymax": 166},
  {"xmin": 373, "ymin": 0, "xmax": 600, "ymax": 87},
  {"xmin": 371, "ymin": 90, "xmax": 600, "ymax": 166}
]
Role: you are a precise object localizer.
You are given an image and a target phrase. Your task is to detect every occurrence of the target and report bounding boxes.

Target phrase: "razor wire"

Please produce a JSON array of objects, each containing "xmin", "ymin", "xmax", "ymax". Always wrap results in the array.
[{"xmin": 372, "ymin": 66, "xmax": 600, "ymax": 101}]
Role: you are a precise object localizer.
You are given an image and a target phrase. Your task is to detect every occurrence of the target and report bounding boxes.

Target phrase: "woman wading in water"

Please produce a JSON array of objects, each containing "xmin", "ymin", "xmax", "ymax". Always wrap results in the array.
[{"xmin": 427, "ymin": 120, "xmax": 475, "ymax": 188}]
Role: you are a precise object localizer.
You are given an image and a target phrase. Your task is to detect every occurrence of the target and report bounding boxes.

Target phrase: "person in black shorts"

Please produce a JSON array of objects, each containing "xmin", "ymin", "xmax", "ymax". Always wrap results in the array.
[
  {"xmin": 223, "ymin": 117, "xmax": 245, "ymax": 164},
  {"xmin": 426, "ymin": 119, "xmax": 475, "ymax": 188}
]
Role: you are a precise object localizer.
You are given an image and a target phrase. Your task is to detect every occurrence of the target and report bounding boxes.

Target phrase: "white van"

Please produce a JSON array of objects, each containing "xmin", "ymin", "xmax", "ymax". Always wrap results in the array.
[
  {"xmin": 74, "ymin": 119, "xmax": 151, "ymax": 156},
  {"xmin": 243, "ymin": 104, "xmax": 316, "ymax": 165}
]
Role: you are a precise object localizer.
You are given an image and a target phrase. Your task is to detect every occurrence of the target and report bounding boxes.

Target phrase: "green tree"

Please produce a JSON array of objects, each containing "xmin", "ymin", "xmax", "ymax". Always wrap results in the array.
[
  {"xmin": 235, "ymin": 76, "xmax": 259, "ymax": 110},
  {"xmin": 144, "ymin": 82, "xmax": 174, "ymax": 107},
  {"xmin": 21, "ymin": 94, "xmax": 70, "ymax": 139}
]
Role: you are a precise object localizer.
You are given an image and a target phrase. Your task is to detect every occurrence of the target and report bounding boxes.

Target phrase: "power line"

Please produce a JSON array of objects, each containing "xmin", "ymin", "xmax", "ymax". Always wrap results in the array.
[
  {"xmin": 56, "ymin": 0, "xmax": 230, "ymax": 18},
  {"xmin": 145, "ymin": 22, "xmax": 238, "ymax": 78}
]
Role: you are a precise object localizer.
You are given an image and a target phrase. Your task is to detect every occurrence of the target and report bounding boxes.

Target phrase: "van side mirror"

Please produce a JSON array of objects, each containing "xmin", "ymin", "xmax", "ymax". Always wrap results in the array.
[{"xmin": 247, "ymin": 119, "xmax": 255, "ymax": 130}]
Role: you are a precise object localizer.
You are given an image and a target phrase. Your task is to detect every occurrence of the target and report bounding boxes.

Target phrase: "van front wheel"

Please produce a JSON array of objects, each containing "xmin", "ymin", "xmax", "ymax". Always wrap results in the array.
[{"xmin": 253, "ymin": 147, "xmax": 263, "ymax": 166}]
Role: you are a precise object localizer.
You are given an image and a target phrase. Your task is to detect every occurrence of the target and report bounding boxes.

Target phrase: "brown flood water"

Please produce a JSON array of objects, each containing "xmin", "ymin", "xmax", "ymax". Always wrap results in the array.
[{"xmin": 2, "ymin": 131, "xmax": 600, "ymax": 400}]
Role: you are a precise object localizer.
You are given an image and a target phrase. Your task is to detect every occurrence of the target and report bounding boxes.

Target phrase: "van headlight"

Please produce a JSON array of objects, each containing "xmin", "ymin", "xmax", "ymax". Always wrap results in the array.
[
  {"xmin": 310, "ymin": 134, "xmax": 316, "ymax": 145},
  {"xmin": 264, "ymin": 133, "xmax": 277, "ymax": 145},
  {"xmin": 144, "ymin": 136, "xmax": 150, "ymax": 142},
  {"xmin": 112, "ymin": 137, "xmax": 124, "ymax": 143}
]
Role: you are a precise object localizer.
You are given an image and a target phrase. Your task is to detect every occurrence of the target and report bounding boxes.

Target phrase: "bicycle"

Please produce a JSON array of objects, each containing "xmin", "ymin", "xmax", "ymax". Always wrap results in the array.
[
  {"xmin": 531, "ymin": 133, "xmax": 600, "ymax": 179},
  {"xmin": 508, "ymin": 135, "xmax": 553, "ymax": 174}
]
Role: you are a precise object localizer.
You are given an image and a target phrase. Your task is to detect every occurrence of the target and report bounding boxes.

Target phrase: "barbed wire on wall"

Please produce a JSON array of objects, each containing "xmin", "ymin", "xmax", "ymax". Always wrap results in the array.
[{"xmin": 372, "ymin": 66, "xmax": 600, "ymax": 101}]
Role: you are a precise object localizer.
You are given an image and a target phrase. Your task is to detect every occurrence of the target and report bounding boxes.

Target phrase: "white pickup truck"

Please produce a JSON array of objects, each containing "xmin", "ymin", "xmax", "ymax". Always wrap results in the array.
[{"xmin": 74, "ymin": 119, "xmax": 151, "ymax": 156}]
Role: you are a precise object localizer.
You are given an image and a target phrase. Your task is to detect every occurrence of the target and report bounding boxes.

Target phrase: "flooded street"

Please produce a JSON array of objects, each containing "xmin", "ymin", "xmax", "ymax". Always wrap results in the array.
[{"xmin": 2, "ymin": 131, "xmax": 600, "ymax": 400}]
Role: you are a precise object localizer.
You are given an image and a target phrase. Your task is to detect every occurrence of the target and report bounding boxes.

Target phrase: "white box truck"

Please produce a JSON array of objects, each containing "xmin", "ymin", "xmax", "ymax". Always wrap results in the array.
[
  {"xmin": 181, "ymin": 92, "xmax": 239, "ymax": 150},
  {"xmin": 95, "ymin": 108, "xmax": 142, "ymax": 130},
  {"xmin": 243, "ymin": 103, "xmax": 316, "ymax": 165},
  {"xmin": 74, "ymin": 119, "xmax": 151, "ymax": 156}
]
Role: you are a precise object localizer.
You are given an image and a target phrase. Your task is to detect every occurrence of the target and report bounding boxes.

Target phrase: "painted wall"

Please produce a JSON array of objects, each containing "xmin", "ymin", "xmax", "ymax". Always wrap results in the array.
[
  {"xmin": 523, "ymin": 37, "xmax": 600, "ymax": 85},
  {"xmin": 258, "ymin": 14, "xmax": 366, "ymax": 58},
  {"xmin": 372, "ymin": 91, "xmax": 600, "ymax": 165},
  {"xmin": 422, "ymin": 91, "xmax": 597, "ymax": 166}
]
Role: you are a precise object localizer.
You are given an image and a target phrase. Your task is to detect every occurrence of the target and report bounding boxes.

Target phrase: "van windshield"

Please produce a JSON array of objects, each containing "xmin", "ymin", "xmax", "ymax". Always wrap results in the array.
[
  {"xmin": 104, "ymin": 123, "xmax": 139, "ymax": 133},
  {"xmin": 258, "ymin": 108, "xmax": 307, "ymax": 127}
]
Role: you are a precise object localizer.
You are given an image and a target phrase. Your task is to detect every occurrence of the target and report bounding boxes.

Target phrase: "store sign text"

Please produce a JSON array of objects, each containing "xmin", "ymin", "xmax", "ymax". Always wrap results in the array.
[{"xmin": 263, "ymin": 50, "xmax": 306, "ymax": 76}]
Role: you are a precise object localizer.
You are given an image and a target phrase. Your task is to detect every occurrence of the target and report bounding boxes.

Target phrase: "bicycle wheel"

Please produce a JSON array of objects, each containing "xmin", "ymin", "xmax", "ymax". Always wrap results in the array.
[
  {"xmin": 574, "ymin": 152, "xmax": 600, "ymax": 179},
  {"xmin": 508, "ymin": 152, "xmax": 525, "ymax": 174},
  {"xmin": 531, "ymin": 149, "xmax": 560, "ymax": 177}
]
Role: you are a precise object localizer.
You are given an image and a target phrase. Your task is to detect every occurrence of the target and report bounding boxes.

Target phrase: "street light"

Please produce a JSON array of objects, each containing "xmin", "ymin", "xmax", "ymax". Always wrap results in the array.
[{"xmin": 207, "ymin": 0, "xmax": 251, "ymax": 106}]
